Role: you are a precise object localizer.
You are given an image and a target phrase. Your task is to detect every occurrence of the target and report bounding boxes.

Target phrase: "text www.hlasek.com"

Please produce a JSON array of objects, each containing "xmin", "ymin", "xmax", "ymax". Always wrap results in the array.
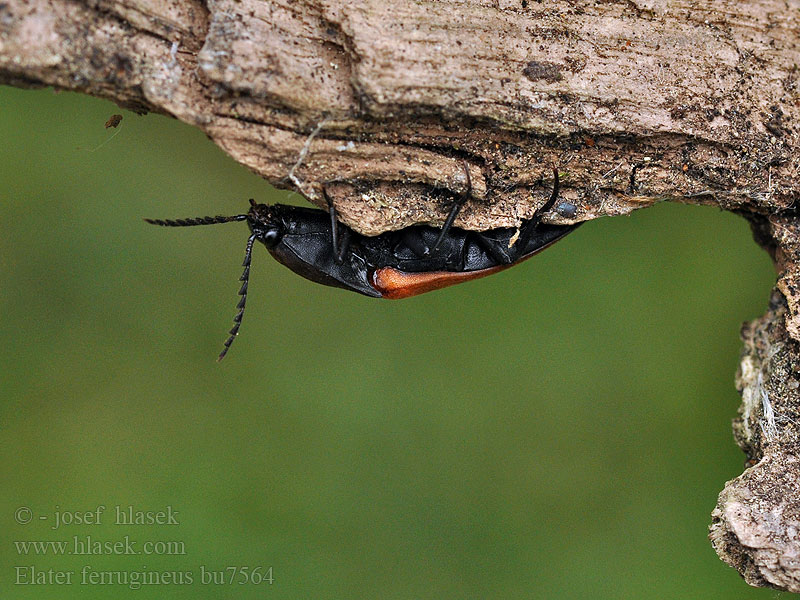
[{"xmin": 15, "ymin": 536, "xmax": 185, "ymax": 556}]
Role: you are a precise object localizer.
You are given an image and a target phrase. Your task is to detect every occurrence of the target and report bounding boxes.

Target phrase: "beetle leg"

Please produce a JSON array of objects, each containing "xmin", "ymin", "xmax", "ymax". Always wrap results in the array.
[
  {"xmin": 514, "ymin": 168, "xmax": 560, "ymax": 254},
  {"xmin": 395, "ymin": 229, "xmax": 430, "ymax": 258},
  {"xmin": 323, "ymin": 188, "xmax": 343, "ymax": 264},
  {"xmin": 473, "ymin": 232, "xmax": 515, "ymax": 265},
  {"xmin": 430, "ymin": 196, "xmax": 466, "ymax": 254},
  {"xmin": 429, "ymin": 159, "xmax": 473, "ymax": 255},
  {"xmin": 335, "ymin": 227, "xmax": 352, "ymax": 263}
]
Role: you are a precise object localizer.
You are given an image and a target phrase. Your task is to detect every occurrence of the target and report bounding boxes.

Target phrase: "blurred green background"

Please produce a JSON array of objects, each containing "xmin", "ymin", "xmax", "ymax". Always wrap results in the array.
[{"xmin": 0, "ymin": 86, "xmax": 783, "ymax": 599}]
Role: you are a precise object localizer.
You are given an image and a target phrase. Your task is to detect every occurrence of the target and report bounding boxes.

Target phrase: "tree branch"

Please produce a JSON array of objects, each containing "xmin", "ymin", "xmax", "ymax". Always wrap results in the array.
[{"xmin": 2, "ymin": 0, "xmax": 800, "ymax": 590}]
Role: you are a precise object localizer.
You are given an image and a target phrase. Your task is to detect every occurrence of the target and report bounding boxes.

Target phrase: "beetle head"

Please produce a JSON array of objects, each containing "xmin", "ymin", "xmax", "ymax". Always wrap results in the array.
[{"xmin": 246, "ymin": 199, "xmax": 283, "ymax": 249}]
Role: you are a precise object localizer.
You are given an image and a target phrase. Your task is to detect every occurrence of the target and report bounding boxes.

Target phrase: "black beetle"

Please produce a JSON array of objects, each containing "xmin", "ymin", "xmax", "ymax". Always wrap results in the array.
[{"xmin": 146, "ymin": 169, "xmax": 579, "ymax": 359}]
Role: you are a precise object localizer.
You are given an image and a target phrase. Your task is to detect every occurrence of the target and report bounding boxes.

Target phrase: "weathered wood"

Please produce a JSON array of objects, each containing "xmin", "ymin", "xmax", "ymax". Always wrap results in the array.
[{"xmin": 2, "ymin": 0, "xmax": 800, "ymax": 590}]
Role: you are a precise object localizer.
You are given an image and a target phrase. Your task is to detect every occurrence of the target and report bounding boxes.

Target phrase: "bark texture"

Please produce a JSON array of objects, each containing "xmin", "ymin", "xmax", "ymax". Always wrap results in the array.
[{"xmin": 2, "ymin": 0, "xmax": 800, "ymax": 590}]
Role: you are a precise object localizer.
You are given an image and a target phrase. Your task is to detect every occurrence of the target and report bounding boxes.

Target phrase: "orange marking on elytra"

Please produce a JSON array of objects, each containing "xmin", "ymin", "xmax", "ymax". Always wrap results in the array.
[{"xmin": 371, "ymin": 263, "xmax": 515, "ymax": 299}]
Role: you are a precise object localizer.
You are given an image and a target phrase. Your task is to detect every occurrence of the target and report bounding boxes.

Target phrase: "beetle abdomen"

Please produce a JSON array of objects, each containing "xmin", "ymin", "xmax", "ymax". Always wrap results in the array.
[
  {"xmin": 370, "ymin": 263, "xmax": 515, "ymax": 299},
  {"xmin": 369, "ymin": 224, "xmax": 577, "ymax": 298}
]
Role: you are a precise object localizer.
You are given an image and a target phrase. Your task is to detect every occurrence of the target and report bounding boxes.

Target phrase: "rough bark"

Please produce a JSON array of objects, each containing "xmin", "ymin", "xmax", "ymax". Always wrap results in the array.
[{"xmin": 2, "ymin": 0, "xmax": 800, "ymax": 591}]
